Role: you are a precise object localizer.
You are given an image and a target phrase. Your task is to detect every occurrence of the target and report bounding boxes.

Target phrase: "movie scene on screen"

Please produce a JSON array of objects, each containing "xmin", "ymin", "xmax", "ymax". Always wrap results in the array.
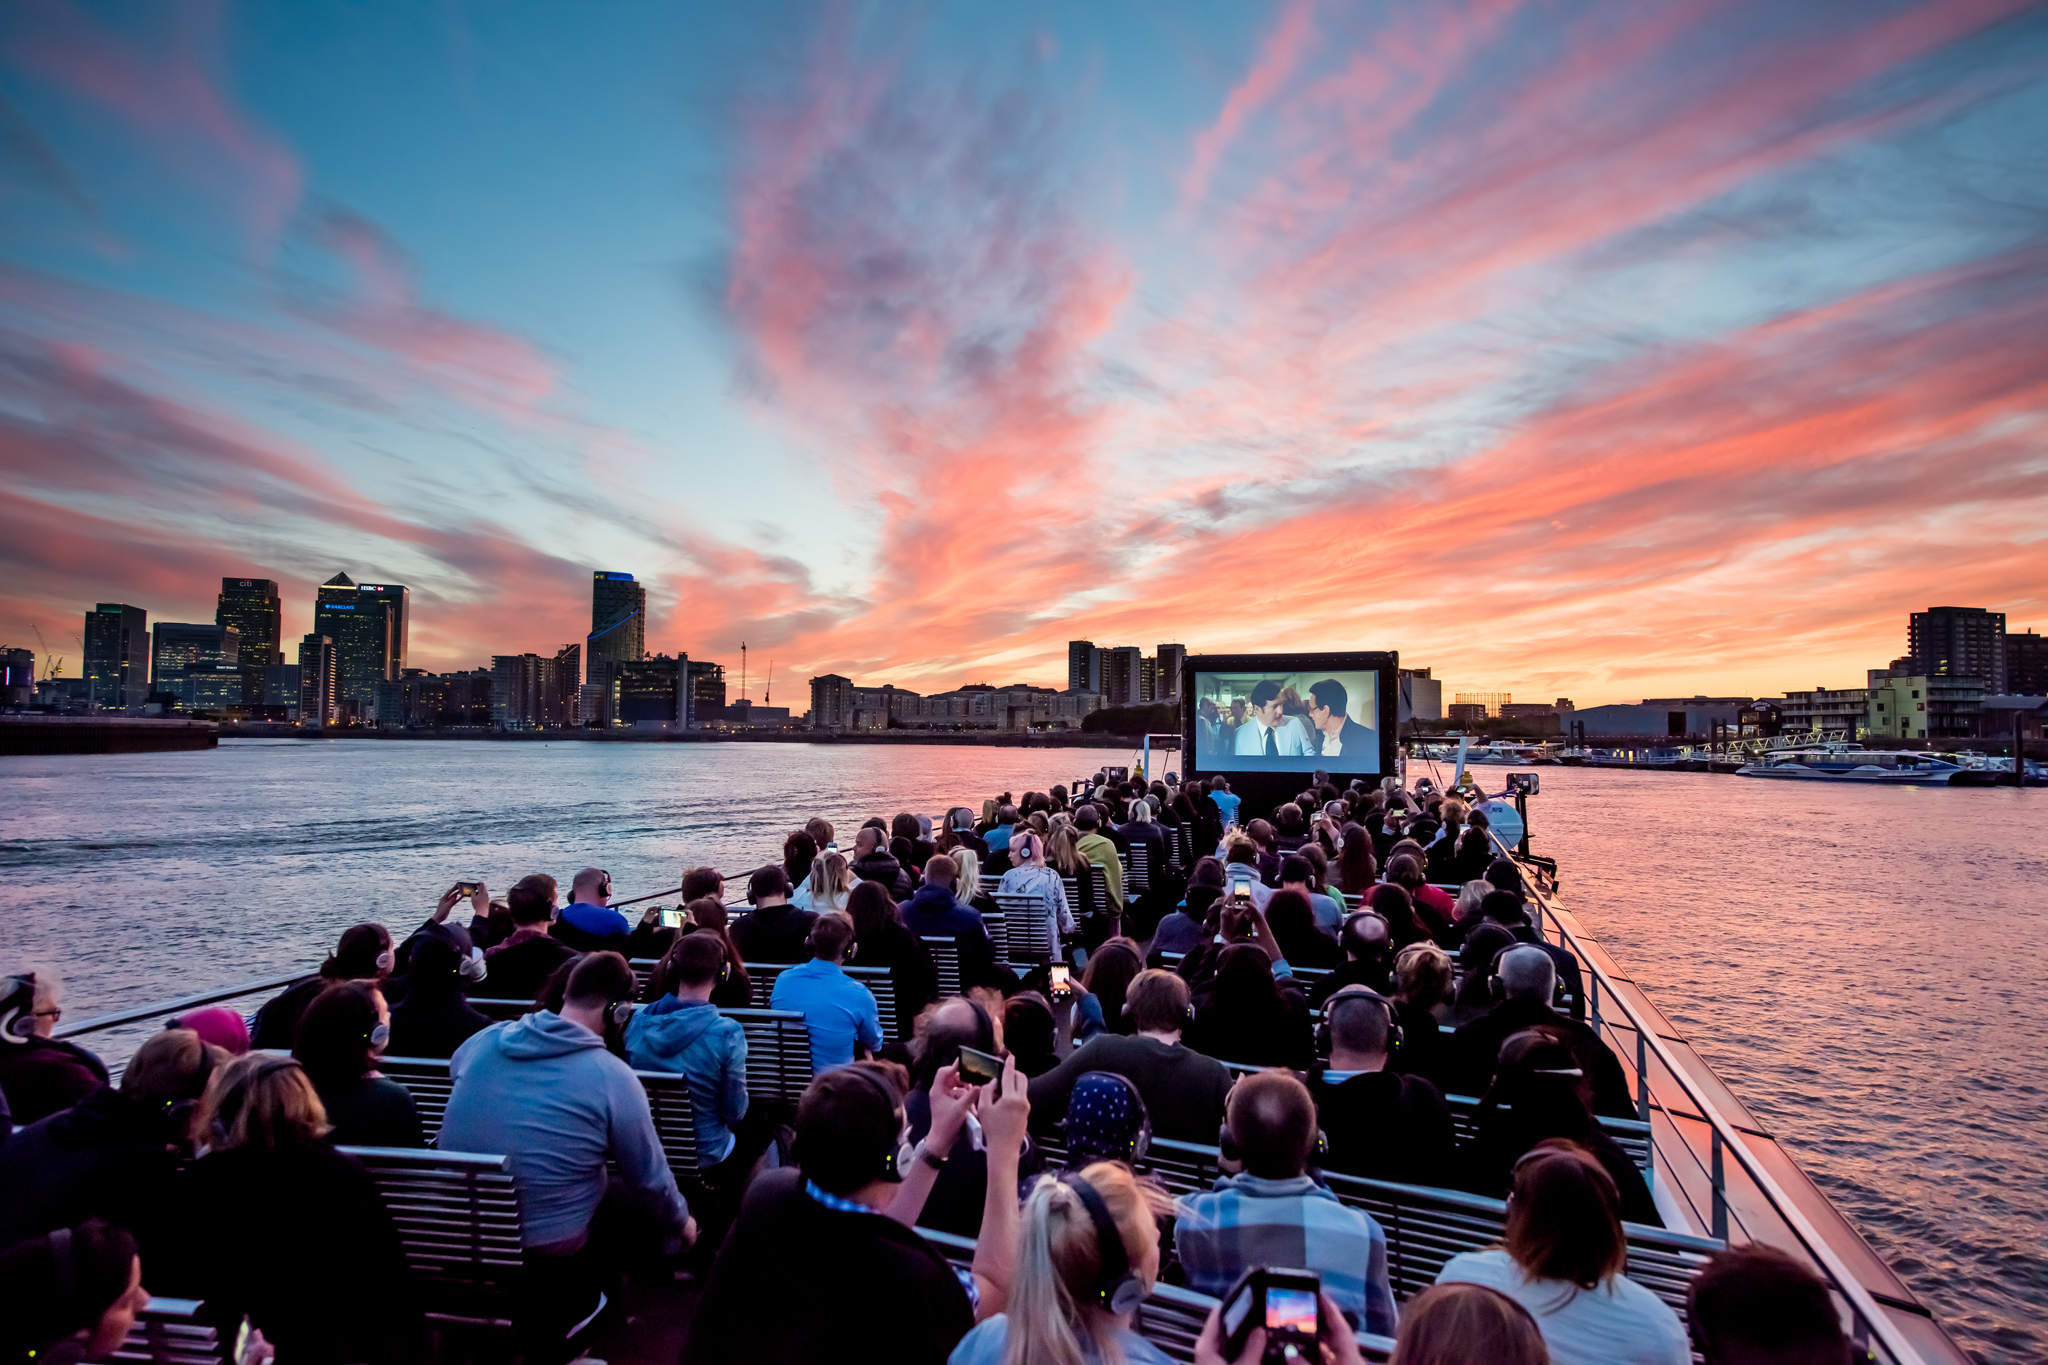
[{"xmin": 1193, "ymin": 669, "xmax": 1380, "ymax": 774}]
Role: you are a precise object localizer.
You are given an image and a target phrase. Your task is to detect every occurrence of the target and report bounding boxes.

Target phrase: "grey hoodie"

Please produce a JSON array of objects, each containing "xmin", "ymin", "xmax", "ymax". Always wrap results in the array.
[{"xmin": 440, "ymin": 1011, "xmax": 686, "ymax": 1248}]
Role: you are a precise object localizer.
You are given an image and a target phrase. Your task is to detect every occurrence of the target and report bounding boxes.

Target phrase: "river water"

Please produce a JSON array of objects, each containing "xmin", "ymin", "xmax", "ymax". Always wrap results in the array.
[{"xmin": 3, "ymin": 740, "xmax": 2042, "ymax": 1362}]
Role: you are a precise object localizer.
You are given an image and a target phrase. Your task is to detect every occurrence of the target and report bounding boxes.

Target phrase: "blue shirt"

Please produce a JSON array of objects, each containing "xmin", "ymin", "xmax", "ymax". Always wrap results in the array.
[
  {"xmin": 983, "ymin": 823, "xmax": 1016, "ymax": 854},
  {"xmin": 1174, "ymin": 1172, "xmax": 1397, "ymax": 1338},
  {"xmin": 1211, "ymin": 791, "xmax": 1241, "ymax": 824},
  {"xmin": 769, "ymin": 958, "xmax": 883, "ymax": 1073}
]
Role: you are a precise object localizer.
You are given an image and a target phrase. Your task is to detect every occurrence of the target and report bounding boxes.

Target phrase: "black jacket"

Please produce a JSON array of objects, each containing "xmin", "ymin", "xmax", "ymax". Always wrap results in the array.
[
  {"xmin": 848, "ymin": 917, "xmax": 940, "ymax": 1023},
  {"xmin": 158, "ymin": 1142, "xmax": 424, "ymax": 1365},
  {"xmin": 686, "ymin": 1167, "xmax": 974, "ymax": 1365},
  {"xmin": 1187, "ymin": 980, "xmax": 1315, "ymax": 1071},
  {"xmin": 729, "ymin": 903, "xmax": 819, "ymax": 966},
  {"xmin": 1027, "ymin": 1033, "xmax": 1236, "ymax": 1144},
  {"xmin": 386, "ymin": 984, "xmax": 493, "ymax": 1060},
  {"xmin": 312, "ymin": 1076, "xmax": 423, "ymax": 1148},
  {"xmin": 1464, "ymin": 1109, "xmax": 1660, "ymax": 1226},
  {"xmin": 1448, "ymin": 997, "xmax": 1633, "ymax": 1116},
  {"xmin": 480, "ymin": 930, "xmax": 578, "ymax": 1004},
  {"xmin": 249, "ymin": 976, "xmax": 325, "ymax": 1051},
  {"xmin": 1309, "ymin": 1067, "xmax": 1456, "ymax": 1189},
  {"xmin": 1307, "ymin": 957, "xmax": 1392, "ymax": 1006},
  {"xmin": 850, "ymin": 850, "xmax": 914, "ymax": 900},
  {"xmin": 898, "ymin": 885, "xmax": 1005, "ymax": 992},
  {"xmin": 0, "ymin": 1085, "xmax": 180, "ymax": 1247}
]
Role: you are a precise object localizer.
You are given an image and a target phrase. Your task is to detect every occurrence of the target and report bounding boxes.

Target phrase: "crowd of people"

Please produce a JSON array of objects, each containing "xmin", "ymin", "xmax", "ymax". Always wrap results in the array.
[{"xmin": 1, "ymin": 770, "xmax": 1860, "ymax": 1365}]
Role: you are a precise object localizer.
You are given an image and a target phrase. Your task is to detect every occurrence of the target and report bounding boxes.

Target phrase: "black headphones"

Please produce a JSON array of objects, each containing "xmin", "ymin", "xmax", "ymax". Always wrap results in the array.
[
  {"xmin": 836, "ymin": 1063, "xmax": 910, "ymax": 1182},
  {"xmin": 1317, "ymin": 987, "xmax": 1402, "ymax": 1058},
  {"xmin": 1058, "ymin": 1173, "xmax": 1147, "ymax": 1315}
]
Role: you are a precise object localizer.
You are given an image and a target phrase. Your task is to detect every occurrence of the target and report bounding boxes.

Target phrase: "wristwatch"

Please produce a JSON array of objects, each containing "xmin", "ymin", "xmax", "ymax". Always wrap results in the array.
[{"xmin": 915, "ymin": 1140, "xmax": 949, "ymax": 1171}]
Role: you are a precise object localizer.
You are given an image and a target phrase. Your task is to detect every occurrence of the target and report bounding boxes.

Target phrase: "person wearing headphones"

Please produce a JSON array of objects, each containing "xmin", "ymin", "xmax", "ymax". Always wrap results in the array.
[
  {"xmin": 1308, "ymin": 986, "xmax": 1456, "ymax": 1189},
  {"xmin": 996, "ymin": 829, "xmax": 1078, "ymax": 953},
  {"xmin": 0, "ymin": 971, "xmax": 109, "ymax": 1125},
  {"xmin": 248, "ymin": 923, "xmax": 396, "ymax": 1051},
  {"xmin": 440, "ymin": 951, "xmax": 693, "ymax": 1363},
  {"xmin": 768, "ymin": 912, "xmax": 885, "ymax": 1075},
  {"xmin": 948, "ymin": 1161, "xmax": 1170, "ymax": 1364},
  {"xmin": 156, "ymin": 1051, "xmax": 424, "ymax": 1364},
  {"xmin": 1172, "ymin": 1071, "xmax": 1399, "ymax": 1339},
  {"xmin": 0, "ymin": 1027, "xmax": 224, "ymax": 1247},
  {"xmin": 686, "ymin": 1055, "xmax": 1029, "ymax": 1364},
  {"xmin": 551, "ymin": 866, "xmax": 631, "ymax": 953},
  {"xmin": 1448, "ymin": 945, "xmax": 1632, "ymax": 1117},
  {"xmin": 625, "ymin": 931, "xmax": 750, "ymax": 1236},
  {"xmin": 291, "ymin": 980, "xmax": 421, "ymax": 1148}
]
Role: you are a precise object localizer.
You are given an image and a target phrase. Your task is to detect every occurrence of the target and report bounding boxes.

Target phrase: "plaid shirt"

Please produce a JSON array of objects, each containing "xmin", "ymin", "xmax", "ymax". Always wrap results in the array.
[{"xmin": 1173, "ymin": 1173, "xmax": 1397, "ymax": 1338}]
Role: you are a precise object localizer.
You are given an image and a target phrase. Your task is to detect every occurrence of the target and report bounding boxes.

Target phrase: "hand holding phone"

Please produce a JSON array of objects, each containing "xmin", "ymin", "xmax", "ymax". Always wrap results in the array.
[
  {"xmin": 956, "ymin": 1044, "xmax": 1004, "ymax": 1088},
  {"xmin": 1217, "ymin": 1269, "xmax": 1324, "ymax": 1364},
  {"xmin": 1049, "ymin": 963, "xmax": 1072, "ymax": 1000},
  {"xmin": 658, "ymin": 907, "xmax": 689, "ymax": 930}
]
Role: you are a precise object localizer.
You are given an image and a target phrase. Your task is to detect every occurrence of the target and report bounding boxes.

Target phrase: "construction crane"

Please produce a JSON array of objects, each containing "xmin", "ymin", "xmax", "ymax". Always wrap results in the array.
[
  {"xmin": 32, "ymin": 624, "xmax": 62, "ymax": 678},
  {"xmin": 765, "ymin": 661, "xmax": 773, "ymax": 707}
]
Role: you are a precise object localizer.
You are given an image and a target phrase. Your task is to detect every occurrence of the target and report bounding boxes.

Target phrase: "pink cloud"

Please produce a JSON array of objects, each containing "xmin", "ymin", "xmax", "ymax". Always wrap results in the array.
[{"xmin": 1178, "ymin": 0, "xmax": 1318, "ymax": 210}]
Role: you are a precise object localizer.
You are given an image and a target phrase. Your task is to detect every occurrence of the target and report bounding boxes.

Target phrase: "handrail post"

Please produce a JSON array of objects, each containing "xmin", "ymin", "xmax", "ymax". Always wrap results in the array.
[
  {"xmin": 1636, "ymin": 1026, "xmax": 1651, "ymax": 1123},
  {"xmin": 1711, "ymin": 1127, "xmax": 1729, "ymax": 1241}
]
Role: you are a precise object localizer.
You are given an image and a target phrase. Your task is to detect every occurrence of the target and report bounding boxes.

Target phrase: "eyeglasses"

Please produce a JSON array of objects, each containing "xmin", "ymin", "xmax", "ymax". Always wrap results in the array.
[{"xmin": 33, "ymin": 1007, "xmax": 61, "ymax": 1021}]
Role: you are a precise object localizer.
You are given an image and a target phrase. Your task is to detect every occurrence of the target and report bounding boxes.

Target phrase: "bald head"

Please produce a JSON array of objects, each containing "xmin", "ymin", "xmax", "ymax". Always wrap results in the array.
[
  {"xmin": 571, "ymin": 867, "xmax": 610, "ymax": 904},
  {"xmin": 1341, "ymin": 912, "xmax": 1390, "ymax": 961},
  {"xmin": 854, "ymin": 827, "xmax": 882, "ymax": 857},
  {"xmin": 1497, "ymin": 945, "xmax": 1556, "ymax": 1002}
]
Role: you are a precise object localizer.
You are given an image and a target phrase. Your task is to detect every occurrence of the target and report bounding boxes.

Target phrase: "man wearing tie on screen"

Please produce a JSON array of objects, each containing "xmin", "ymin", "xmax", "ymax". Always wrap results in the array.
[
  {"xmin": 1235, "ymin": 681, "xmax": 1311, "ymax": 757},
  {"xmin": 1307, "ymin": 679, "xmax": 1374, "ymax": 761}
]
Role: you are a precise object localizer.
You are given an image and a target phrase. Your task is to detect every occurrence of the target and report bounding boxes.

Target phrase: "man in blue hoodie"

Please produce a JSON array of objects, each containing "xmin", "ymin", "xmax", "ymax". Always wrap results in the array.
[
  {"xmin": 550, "ymin": 867, "xmax": 630, "ymax": 953},
  {"xmin": 623, "ymin": 932, "xmax": 748, "ymax": 1172},
  {"xmin": 440, "ymin": 951, "xmax": 691, "ymax": 1362}
]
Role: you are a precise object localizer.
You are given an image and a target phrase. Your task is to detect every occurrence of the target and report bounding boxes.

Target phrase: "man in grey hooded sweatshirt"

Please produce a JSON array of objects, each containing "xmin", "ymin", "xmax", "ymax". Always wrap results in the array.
[{"xmin": 440, "ymin": 951, "xmax": 691, "ymax": 1362}]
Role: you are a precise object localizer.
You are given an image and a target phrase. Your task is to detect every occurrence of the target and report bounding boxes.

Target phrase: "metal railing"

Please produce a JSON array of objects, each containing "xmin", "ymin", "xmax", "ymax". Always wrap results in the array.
[
  {"xmin": 1497, "ymin": 835, "xmax": 1933, "ymax": 1365},
  {"xmin": 53, "ymin": 970, "xmax": 306, "ymax": 1042}
]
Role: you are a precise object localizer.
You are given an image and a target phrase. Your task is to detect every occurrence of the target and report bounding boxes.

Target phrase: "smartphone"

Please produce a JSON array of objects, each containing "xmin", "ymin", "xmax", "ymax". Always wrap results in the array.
[
  {"xmin": 657, "ymin": 907, "xmax": 688, "ymax": 929},
  {"xmin": 1230, "ymin": 873, "xmax": 1254, "ymax": 901},
  {"xmin": 1221, "ymin": 1268, "xmax": 1322, "ymax": 1362},
  {"xmin": 452, "ymin": 881, "xmax": 483, "ymax": 898},
  {"xmin": 1049, "ymin": 963, "xmax": 1072, "ymax": 999},
  {"xmin": 956, "ymin": 1044, "xmax": 1004, "ymax": 1087}
]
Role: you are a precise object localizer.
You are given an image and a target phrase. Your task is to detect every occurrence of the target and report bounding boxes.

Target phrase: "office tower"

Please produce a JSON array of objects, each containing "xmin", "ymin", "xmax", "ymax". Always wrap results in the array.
[
  {"xmin": 587, "ymin": 572, "xmax": 645, "ymax": 690},
  {"xmin": 151, "ymin": 623, "xmax": 239, "ymax": 688},
  {"xmin": 614, "ymin": 654, "xmax": 688, "ymax": 727},
  {"xmin": 1102, "ymin": 646, "xmax": 1143, "ymax": 708},
  {"xmin": 264, "ymin": 664, "xmax": 302, "ymax": 714},
  {"xmin": 1155, "ymin": 644, "xmax": 1186, "ymax": 702},
  {"xmin": 2006, "ymin": 630, "xmax": 2046, "ymax": 696},
  {"xmin": 1139, "ymin": 657, "xmax": 1158, "ymax": 704},
  {"xmin": 1066, "ymin": 640, "xmax": 1098, "ymax": 693},
  {"xmin": 1907, "ymin": 606, "xmax": 2006, "ymax": 693},
  {"xmin": 810, "ymin": 673, "xmax": 854, "ymax": 730},
  {"xmin": 297, "ymin": 634, "xmax": 337, "ymax": 727},
  {"xmin": 356, "ymin": 582, "xmax": 410, "ymax": 674},
  {"xmin": 216, "ymin": 577, "xmax": 281, "ymax": 704},
  {"xmin": 314, "ymin": 574, "xmax": 407, "ymax": 705},
  {"xmin": 84, "ymin": 603, "xmax": 149, "ymax": 710},
  {"xmin": 2, "ymin": 648, "xmax": 33, "ymax": 707}
]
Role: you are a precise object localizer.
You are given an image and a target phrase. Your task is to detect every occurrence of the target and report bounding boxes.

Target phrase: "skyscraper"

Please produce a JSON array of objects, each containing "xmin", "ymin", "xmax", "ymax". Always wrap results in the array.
[
  {"xmin": 588, "ymin": 571, "xmax": 646, "ymax": 689},
  {"xmin": 216, "ymin": 578, "xmax": 281, "ymax": 705},
  {"xmin": 1102, "ymin": 646, "xmax": 1143, "ymax": 707},
  {"xmin": 1155, "ymin": 644, "xmax": 1186, "ymax": 702},
  {"xmin": 313, "ymin": 574, "xmax": 405, "ymax": 706},
  {"xmin": 356, "ymin": 582, "xmax": 410, "ymax": 674},
  {"xmin": 83, "ymin": 603, "xmax": 148, "ymax": 710},
  {"xmin": 1067, "ymin": 640, "xmax": 1101, "ymax": 694},
  {"xmin": 151, "ymin": 622, "xmax": 239, "ymax": 687},
  {"xmin": 297, "ymin": 634, "xmax": 336, "ymax": 727},
  {"xmin": 1908, "ymin": 606, "xmax": 2007, "ymax": 693},
  {"xmin": 2006, "ymin": 629, "xmax": 2046, "ymax": 696}
]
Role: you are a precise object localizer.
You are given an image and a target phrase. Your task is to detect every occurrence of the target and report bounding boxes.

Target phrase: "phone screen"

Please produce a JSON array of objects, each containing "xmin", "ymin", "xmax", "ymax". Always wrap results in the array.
[
  {"xmin": 1230, "ymin": 874, "xmax": 1254, "ymax": 899},
  {"xmin": 1049, "ymin": 964, "xmax": 1071, "ymax": 998},
  {"xmin": 956, "ymin": 1045, "xmax": 1003, "ymax": 1086},
  {"xmin": 1265, "ymin": 1287, "xmax": 1318, "ymax": 1335},
  {"xmin": 658, "ymin": 908, "xmax": 687, "ymax": 929}
]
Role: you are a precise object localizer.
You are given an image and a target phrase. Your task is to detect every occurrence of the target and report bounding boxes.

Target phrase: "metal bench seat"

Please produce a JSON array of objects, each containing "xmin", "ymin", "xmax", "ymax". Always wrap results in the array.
[
  {"xmin": 337, "ymin": 1145, "xmax": 524, "ymax": 1329},
  {"xmin": 463, "ymin": 997, "xmax": 537, "ymax": 1023},
  {"xmin": 991, "ymin": 894, "xmax": 1056, "ymax": 966},
  {"xmin": 717, "ymin": 1007, "xmax": 815, "ymax": 1104},
  {"xmin": 842, "ymin": 964, "xmax": 901, "ymax": 1042},
  {"xmin": 83, "ymin": 1297, "xmax": 225, "ymax": 1365},
  {"xmin": 1441, "ymin": 1092, "xmax": 1654, "ymax": 1175},
  {"xmin": 380, "ymin": 1055, "xmax": 699, "ymax": 1175}
]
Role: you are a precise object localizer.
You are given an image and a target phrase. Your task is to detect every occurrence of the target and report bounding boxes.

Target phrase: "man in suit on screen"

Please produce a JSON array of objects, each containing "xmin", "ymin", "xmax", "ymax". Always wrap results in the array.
[
  {"xmin": 1307, "ymin": 678, "xmax": 1374, "ymax": 761},
  {"xmin": 1235, "ymin": 680, "xmax": 1312, "ymax": 757}
]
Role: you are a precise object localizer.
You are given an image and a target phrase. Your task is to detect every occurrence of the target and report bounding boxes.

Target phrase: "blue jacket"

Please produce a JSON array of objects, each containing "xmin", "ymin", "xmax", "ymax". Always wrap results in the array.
[
  {"xmin": 554, "ymin": 901, "xmax": 631, "ymax": 951},
  {"xmin": 440, "ymin": 1012, "xmax": 687, "ymax": 1248},
  {"xmin": 624, "ymin": 996, "xmax": 748, "ymax": 1166},
  {"xmin": 899, "ymin": 884, "xmax": 1000, "ymax": 987},
  {"xmin": 983, "ymin": 823, "xmax": 1015, "ymax": 854}
]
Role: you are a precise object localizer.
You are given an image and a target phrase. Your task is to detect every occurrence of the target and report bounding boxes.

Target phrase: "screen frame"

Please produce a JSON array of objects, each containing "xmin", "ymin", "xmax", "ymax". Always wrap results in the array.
[{"xmin": 1180, "ymin": 650, "xmax": 1399, "ymax": 819}]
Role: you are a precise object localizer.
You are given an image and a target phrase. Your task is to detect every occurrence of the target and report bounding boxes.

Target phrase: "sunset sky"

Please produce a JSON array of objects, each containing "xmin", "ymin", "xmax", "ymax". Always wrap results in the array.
[{"xmin": 3, "ymin": 0, "xmax": 2045, "ymax": 706}]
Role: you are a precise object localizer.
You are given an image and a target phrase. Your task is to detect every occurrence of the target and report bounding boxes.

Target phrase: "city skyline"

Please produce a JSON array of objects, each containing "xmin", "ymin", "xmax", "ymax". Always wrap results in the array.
[{"xmin": 3, "ymin": 4, "xmax": 2046, "ymax": 707}]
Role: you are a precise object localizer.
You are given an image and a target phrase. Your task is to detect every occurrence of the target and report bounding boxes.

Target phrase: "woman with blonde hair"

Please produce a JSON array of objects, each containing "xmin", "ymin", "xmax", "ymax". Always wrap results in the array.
[
  {"xmin": 804, "ymin": 849, "xmax": 857, "ymax": 915},
  {"xmin": 162, "ymin": 1053, "xmax": 422, "ymax": 1363},
  {"xmin": 947, "ymin": 1163, "xmax": 1169, "ymax": 1365}
]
